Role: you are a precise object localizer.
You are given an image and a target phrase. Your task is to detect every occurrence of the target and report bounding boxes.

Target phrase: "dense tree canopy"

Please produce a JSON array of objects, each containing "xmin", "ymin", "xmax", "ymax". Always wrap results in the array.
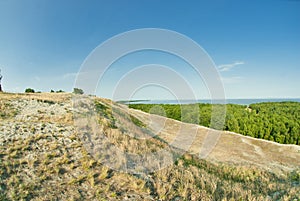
[
  {"xmin": 25, "ymin": 88, "xmax": 35, "ymax": 93},
  {"xmin": 129, "ymin": 102, "xmax": 300, "ymax": 145}
]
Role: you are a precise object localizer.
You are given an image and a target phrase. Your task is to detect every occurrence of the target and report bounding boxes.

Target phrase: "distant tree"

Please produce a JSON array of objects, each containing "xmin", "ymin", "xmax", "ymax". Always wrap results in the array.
[
  {"xmin": 73, "ymin": 88, "xmax": 84, "ymax": 95},
  {"xmin": 56, "ymin": 90, "xmax": 64, "ymax": 93},
  {"xmin": 50, "ymin": 90, "xmax": 55, "ymax": 93},
  {"xmin": 25, "ymin": 88, "xmax": 35, "ymax": 93}
]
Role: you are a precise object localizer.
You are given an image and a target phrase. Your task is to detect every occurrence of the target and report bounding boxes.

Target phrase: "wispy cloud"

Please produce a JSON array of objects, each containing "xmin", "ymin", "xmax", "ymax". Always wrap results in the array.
[{"xmin": 218, "ymin": 61, "xmax": 245, "ymax": 72}]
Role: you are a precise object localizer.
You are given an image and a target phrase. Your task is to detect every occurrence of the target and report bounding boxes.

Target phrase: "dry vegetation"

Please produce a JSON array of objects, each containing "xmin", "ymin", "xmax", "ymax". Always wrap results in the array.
[{"xmin": 0, "ymin": 92, "xmax": 299, "ymax": 200}]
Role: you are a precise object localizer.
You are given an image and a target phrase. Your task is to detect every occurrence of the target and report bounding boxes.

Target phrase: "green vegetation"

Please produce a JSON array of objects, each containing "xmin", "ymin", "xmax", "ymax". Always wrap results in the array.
[
  {"xmin": 94, "ymin": 100, "xmax": 117, "ymax": 128},
  {"xmin": 129, "ymin": 102, "xmax": 300, "ymax": 145},
  {"xmin": 130, "ymin": 114, "xmax": 146, "ymax": 128},
  {"xmin": 25, "ymin": 88, "xmax": 35, "ymax": 93},
  {"xmin": 51, "ymin": 89, "xmax": 64, "ymax": 93},
  {"xmin": 73, "ymin": 88, "xmax": 84, "ymax": 95}
]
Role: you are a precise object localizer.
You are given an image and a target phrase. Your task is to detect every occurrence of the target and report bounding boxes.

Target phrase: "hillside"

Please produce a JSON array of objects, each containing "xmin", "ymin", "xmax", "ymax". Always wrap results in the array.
[
  {"xmin": 129, "ymin": 107, "xmax": 300, "ymax": 173},
  {"xmin": 0, "ymin": 92, "xmax": 299, "ymax": 200}
]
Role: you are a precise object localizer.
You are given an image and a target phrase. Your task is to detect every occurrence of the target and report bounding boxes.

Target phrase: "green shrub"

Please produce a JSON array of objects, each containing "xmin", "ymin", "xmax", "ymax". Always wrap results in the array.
[
  {"xmin": 73, "ymin": 88, "xmax": 84, "ymax": 95},
  {"xmin": 25, "ymin": 88, "xmax": 35, "ymax": 93}
]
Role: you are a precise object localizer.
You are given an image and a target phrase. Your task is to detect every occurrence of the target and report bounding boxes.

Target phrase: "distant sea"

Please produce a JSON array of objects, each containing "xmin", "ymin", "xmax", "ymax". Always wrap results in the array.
[{"xmin": 122, "ymin": 98, "xmax": 300, "ymax": 105}]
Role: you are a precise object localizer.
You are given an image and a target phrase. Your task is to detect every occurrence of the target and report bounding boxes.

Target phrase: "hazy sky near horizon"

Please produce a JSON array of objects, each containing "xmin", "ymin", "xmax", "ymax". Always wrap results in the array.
[{"xmin": 0, "ymin": 0, "xmax": 299, "ymax": 99}]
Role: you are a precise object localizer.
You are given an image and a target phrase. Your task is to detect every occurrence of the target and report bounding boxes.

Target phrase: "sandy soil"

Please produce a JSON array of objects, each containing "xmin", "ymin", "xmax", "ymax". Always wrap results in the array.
[{"xmin": 127, "ymin": 105, "xmax": 300, "ymax": 174}]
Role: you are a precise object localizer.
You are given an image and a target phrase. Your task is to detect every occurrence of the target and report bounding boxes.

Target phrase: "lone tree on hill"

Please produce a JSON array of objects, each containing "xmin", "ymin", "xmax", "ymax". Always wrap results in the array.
[
  {"xmin": 0, "ymin": 69, "xmax": 3, "ymax": 92},
  {"xmin": 25, "ymin": 88, "xmax": 35, "ymax": 93}
]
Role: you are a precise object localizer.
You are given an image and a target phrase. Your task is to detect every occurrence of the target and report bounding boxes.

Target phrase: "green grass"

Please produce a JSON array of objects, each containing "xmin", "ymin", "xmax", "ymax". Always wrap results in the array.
[
  {"xmin": 130, "ymin": 114, "xmax": 146, "ymax": 128},
  {"xmin": 95, "ymin": 101, "xmax": 117, "ymax": 128}
]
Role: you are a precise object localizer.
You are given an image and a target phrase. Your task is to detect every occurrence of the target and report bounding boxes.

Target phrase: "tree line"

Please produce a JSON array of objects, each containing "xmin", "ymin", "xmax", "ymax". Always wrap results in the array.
[{"xmin": 129, "ymin": 102, "xmax": 300, "ymax": 145}]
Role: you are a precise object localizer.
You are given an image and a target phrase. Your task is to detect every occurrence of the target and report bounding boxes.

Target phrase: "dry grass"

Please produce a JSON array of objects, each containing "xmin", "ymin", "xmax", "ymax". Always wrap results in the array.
[
  {"xmin": 151, "ymin": 154, "xmax": 300, "ymax": 200},
  {"xmin": 0, "ymin": 92, "xmax": 71, "ymax": 102},
  {"xmin": 0, "ymin": 100, "xmax": 18, "ymax": 120},
  {"xmin": 0, "ymin": 92, "xmax": 299, "ymax": 200}
]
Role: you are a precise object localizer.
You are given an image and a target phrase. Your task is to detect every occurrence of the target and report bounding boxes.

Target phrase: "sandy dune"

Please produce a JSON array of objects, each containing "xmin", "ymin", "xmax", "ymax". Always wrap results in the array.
[{"xmin": 126, "ymin": 105, "xmax": 300, "ymax": 174}]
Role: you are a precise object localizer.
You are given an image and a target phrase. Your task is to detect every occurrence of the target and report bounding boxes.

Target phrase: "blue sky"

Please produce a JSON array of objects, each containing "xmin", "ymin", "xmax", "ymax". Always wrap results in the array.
[{"xmin": 0, "ymin": 0, "xmax": 299, "ymax": 99}]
